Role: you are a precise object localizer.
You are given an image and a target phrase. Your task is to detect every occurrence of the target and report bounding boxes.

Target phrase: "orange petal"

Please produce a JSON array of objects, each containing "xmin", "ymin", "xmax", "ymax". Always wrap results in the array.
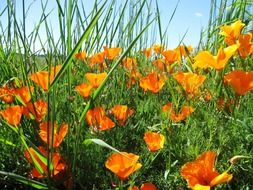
[
  {"xmin": 75, "ymin": 51, "xmax": 86, "ymax": 60},
  {"xmin": 0, "ymin": 105, "xmax": 23, "ymax": 126},
  {"xmin": 111, "ymin": 105, "xmax": 134, "ymax": 126},
  {"xmin": 103, "ymin": 46, "xmax": 122, "ymax": 60},
  {"xmin": 224, "ymin": 70, "xmax": 253, "ymax": 95},
  {"xmin": 14, "ymin": 86, "xmax": 33, "ymax": 104},
  {"xmin": 23, "ymin": 100, "xmax": 47, "ymax": 122},
  {"xmin": 193, "ymin": 184, "xmax": 210, "ymax": 190},
  {"xmin": 75, "ymin": 83, "xmax": 93, "ymax": 98},
  {"xmin": 85, "ymin": 72, "xmax": 107, "ymax": 88},
  {"xmin": 140, "ymin": 72, "xmax": 165, "ymax": 93},
  {"xmin": 0, "ymin": 86, "xmax": 15, "ymax": 103},
  {"xmin": 140, "ymin": 183, "xmax": 157, "ymax": 190},
  {"xmin": 30, "ymin": 71, "xmax": 49, "ymax": 91},
  {"xmin": 143, "ymin": 132, "xmax": 165, "ymax": 152},
  {"xmin": 105, "ymin": 152, "xmax": 142, "ymax": 180},
  {"xmin": 210, "ymin": 172, "xmax": 233, "ymax": 187}
]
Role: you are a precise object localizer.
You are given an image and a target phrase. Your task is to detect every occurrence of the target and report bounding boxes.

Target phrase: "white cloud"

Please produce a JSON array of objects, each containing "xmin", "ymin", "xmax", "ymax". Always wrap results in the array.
[{"xmin": 194, "ymin": 12, "xmax": 203, "ymax": 17}]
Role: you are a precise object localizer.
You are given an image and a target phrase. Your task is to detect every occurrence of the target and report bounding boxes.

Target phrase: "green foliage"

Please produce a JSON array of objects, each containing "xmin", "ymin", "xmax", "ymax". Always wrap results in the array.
[{"xmin": 0, "ymin": 0, "xmax": 253, "ymax": 189}]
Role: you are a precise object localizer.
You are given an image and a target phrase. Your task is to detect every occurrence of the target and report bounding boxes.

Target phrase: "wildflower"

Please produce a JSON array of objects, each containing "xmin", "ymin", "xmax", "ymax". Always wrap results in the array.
[
  {"xmin": 128, "ymin": 185, "xmax": 139, "ymax": 190},
  {"xmin": 39, "ymin": 121, "xmax": 68, "ymax": 148},
  {"xmin": 75, "ymin": 51, "xmax": 86, "ymax": 60},
  {"xmin": 175, "ymin": 45, "xmax": 193, "ymax": 57},
  {"xmin": 75, "ymin": 83, "xmax": 93, "ymax": 98},
  {"xmin": 29, "ymin": 65, "xmax": 61, "ymax": 91},
  {"xmin": 140, "ymin": 72, "xmax": 166, "ymax": 93},
  {"xmin": 86, "ymin": 107, "xmax": 115, "ymax": 131},
  {"xmin": 89, "ymin": 52, "xmax": 105, "ymax": 66},
  {"xmin": 238, "ymin": 33, "xmax": 253, "ymax": 58},
  {"xmin": 122, "ymin": 57, "xmax": 138, "ymax": 71},
  {"xmin": 173, "ymin": 72, "xmax": 206, "ymax": 96},
  {"xmin": 170, "ymin": 106, "xmax": 194, "ymax": 122},
  {"xmin": 143, "ymin": 132, "xmax": 165, "ymax": 152},
  {"xmin": 141, "ymin": 47, "xmax": 152, "ymax": 58},
  {"xmin": 151, "ymin": 59, "xmax": 166, "ymax": 72},
  {"xmin": 14, "ymin": 86, "xmax": 33, "ymax": 104},
  {"xmin": 140, "ymin": 183, "xmax": 157, "ymax": 190},
  {"xmin": 24, "ymin": 146, "xmax": 66, "ymax": 178},
  {"xmin": 0, "ymin": 105, "xmax": 23, "ymax": 126},
  {"xmin": 220, "ymin": 20, "xmax": 245, "ymax": 45},
  {"xmin": 105, "ymin": 152, "xmax": 142, "ymax": 180},
  {"xmin": 152, "ymin": 44, "xmax": 164, "ymax": 54},
  {"xmin": 85, "ymin": 72, "xmax": 107, "ymax": 88},
  {"xmin": 0, "ymin": 86, "xmax": 15, "ymax": 103},
  {"xmin": 22, "ymin": 100, "xmax": 47, "ymax": 122},
  {"xmin": 126, "ymin": 69, "xmax": 142, "ymax": 88},
  {"xmin": 193, "ymin": 45, "xmax": 238, "ymax": 70},
  {"xmin": 111, "ymin": 105, "xmax": 134, "ymax": 126},
  {"xmin": 224, "ymin": 70, "xmax": 253, "ymax": 95},
  {"xmin": 181, "ymin": 151, "xmax": 233, "ymax": 189},
  {"xmin": 162, "ymin": 49, "xmax": 179, "ymax": 64},
  {"xmin": 103, "ymin": 46, "xmax": 122, "ymax": 60},
  {"xmin": 162, "ymin": 102, "xmax": 194, "ymax": 122}
]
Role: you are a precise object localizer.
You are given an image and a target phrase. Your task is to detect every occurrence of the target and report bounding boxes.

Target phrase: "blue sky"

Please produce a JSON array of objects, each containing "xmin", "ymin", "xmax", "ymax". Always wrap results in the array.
[
  {"xmin": 158, "ymin": 0, "xmax": 211, "ymax": 47},
  {"xmin": 0, "ymin": 0, "xmax": 211, "ymax": 49}
]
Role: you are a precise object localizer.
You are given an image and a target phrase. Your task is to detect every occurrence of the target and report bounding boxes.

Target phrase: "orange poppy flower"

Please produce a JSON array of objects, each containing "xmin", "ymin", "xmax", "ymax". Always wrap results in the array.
[
  {"xmin": 0, "ymin": 105, "xmax": 23, "ymax": 126},
  {"xmin": 171, "ymin": 106, "xmax": 194, "ymax": 122},
  {"xmin": 39, "ymin": 121, "xmax": 68, "ymax": 148},
  {"xmin": 180, "ymin": 151, "xmax": 233, "ymax": 189},
  {"xmin": 29, "ymin": 65, "xmax": 61, "ymax": 91},
  {"xmin": 220, "ymin": 20, "xmax": 245, "ymax": 45},
  {"xmin": 175, "ymin": 45, "xmax": 193, "ymax": 57},
  {"xmin": 103, "ymin": 46, "xmax": 122, "ymax": 60},
  {"xmin": 143, "ymin": 132, "xmax": 165, "ymax": 152},
  {"xmin": 111, "ymin": 105, "xmax": 134, "ymax": 126},
  {"xmin": 162, "ymin": 49, "xmax": 179, "ymax": 64},
  {"xmin": 152, "ymin": 44, "xmax": 164, "ymax": 54},
  {"xmin": 126, "ymin": 69, "xmax": 142, "ymax": 88},
  {"xmin": 86, "ymin": 107, "xmax": 115, "ymax": 131},
  {"xmin": 151, "ymin": 59, "xmax": 166, "ymax": 72},
  {"xmin": 122, "ymin": 57, "xmax": 137, "ymax": 71},
  {"xmin": 173, "ymin": 72, "xmax": 206, "ymax": 96},
  {"xmin": 224, "ymin": 70, "xmax": 253, "ymax": 95},
  {"xmin": 193, "ymin": 44, "xmax": 238, "ymax": 70},
  {"xmin": 140, "ymin": 183, "xmax": 157, "ymax": 190},
  {"xmin": 89, "ymin": 52, "xmax": 105, "ymax": 66},
  {"xmin": 0, "ymin": 86, "xmax": 15, "ymax": 103},
  {"xmin": 105, "ymin": 152, "xmax": 142, "ymax": 180},
  {"xmin": 85, "ymin": 72, "xmax": 107, "ymax": 88},
  {"xmin": 14, "ymin": 86, "xmax": 33, "ymax": 104},
  {"xmin": 128, "ymin": 185, "xmax": 139, "ymax": 190},
  {"xmin": 238, "ymin": 33, "xmax": 253, "ymax": 58},
  {"xmin": 75, "ymin": 83, "xmax": 93, "ymax": 98},
  {"xmin": 75, "ymin": 51, "xmax": 86, "ymax": 60},
  {"xmin": 22, "ymin": 100, "xmax": 47, "ymax": 122},
  {"xmin": 162, "ymin": 102, "xmax": 194, "ymax": 122},
  {"xmin": 24, "ymin": 146, "xmax": 66, "ymax": 178},
  {"xmin": 140, "ymin": 72, "xmax": 166, "ymax": 93},
  {"xmin": 141, "ymin": 47, "xmax": 152, "ymax": 58}
]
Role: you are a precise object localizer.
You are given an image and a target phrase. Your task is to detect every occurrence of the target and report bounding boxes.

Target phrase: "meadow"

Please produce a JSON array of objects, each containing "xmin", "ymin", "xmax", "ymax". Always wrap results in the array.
[{"xmin": 0, "ymin": 0, "xmax": 253, "ymax": 189}]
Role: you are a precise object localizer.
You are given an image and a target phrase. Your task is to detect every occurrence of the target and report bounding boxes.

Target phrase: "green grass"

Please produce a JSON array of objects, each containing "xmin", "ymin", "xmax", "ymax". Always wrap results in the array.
[{"xmin": 0, "ymin": 0, "xmax": 253, "ymax": 189}]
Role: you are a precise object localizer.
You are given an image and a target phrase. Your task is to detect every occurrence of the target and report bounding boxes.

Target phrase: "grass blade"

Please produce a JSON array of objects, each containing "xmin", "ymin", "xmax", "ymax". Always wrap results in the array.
[
  {"xmin": 49, "ymin": 2, "xmax": 106, "ymax": 90},
  {"xmin": 0, "ymin": 171, "xmax": 50, "ymax": 190}
]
